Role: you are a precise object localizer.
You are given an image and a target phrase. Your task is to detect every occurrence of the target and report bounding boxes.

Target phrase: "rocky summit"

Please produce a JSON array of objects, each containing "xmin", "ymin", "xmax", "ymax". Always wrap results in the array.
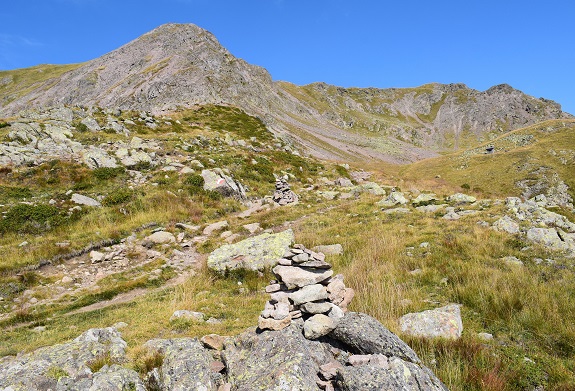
[
  {"xmin": 1, "ymin": 23, "xmax": 571, "ymax": 163},
  {"xmin": 1, "ymin": 20, "xmax": 575, "ymax": 391}
]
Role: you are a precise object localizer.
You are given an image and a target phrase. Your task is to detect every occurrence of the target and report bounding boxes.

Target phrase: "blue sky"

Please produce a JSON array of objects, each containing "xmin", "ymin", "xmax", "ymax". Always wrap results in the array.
[{"xmin": 1, "ymin": 0, "xmax": 574, "ymax": 114}]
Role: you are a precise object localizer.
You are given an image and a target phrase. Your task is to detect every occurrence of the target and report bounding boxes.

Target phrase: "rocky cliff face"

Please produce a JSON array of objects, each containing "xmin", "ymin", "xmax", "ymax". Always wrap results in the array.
[
  {"xmin": 0, "ymin": 24, "xmax": 282, "ymax": 117},
  {"xmin": 0, "ymin": 23, "xmax": 571, "ymax": 163}
]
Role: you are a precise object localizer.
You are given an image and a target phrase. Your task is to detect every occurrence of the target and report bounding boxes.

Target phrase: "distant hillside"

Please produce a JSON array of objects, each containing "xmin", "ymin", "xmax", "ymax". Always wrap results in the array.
[
  {"xmin": 400, "ymin": 119, "xmax": 575, "ymax": 205},
  {"xmin": 0, "ymin": 23, "xmax": 572, "ymax": 163}
]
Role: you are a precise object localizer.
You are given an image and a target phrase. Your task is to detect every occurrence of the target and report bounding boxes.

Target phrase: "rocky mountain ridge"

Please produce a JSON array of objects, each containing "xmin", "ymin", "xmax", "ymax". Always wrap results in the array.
[{"xmin": 1, "ymin": 23, "xmax": 571, "ymax": 163}]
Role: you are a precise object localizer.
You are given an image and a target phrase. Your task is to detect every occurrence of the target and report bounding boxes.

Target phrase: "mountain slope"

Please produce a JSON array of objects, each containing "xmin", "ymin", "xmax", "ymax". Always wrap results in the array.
[
  {"xmin": 0, "ymin": 23, "xmax": 572, "ymax": 163},
  {"xmin": 400, "ymin": 119, "xmax": 575, "ymax": 206}
]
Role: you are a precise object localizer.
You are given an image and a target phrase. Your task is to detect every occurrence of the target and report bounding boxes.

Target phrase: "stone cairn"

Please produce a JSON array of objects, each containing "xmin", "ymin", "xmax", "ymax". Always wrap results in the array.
[
  {"xmin": 258, "ymin": 244, "xmax": 355, "ymax": 340},
  {"xmin": 272, "ymin": 178, "xmax": 299, "ymax": 205}
]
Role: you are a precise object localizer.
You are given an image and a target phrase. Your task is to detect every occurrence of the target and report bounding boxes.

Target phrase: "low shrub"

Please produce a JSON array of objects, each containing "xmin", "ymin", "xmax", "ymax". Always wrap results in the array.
[
  {"xmin": 183, "ymin": 174, "xmax": 204, "ymax": 188},
  {"xmin": 0, "ymin": 186, "xmax": 32, "ymax": 200},
  {"xmin": 0, "ymin": 204, "xmax": 66, "ymax": 234},
  {"xmin": 102, "ymin": 188, "xmax": 133, "ymax": 206},
  {"xmin": 93, "ymin": 166, "xmax": 125, "ymax": 181}
]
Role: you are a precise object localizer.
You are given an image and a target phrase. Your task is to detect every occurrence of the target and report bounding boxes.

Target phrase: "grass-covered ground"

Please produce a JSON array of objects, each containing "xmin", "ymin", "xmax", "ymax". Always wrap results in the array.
[{"xmin": 1, "ymin": 106, "xmax": 574, "ymax": 390}]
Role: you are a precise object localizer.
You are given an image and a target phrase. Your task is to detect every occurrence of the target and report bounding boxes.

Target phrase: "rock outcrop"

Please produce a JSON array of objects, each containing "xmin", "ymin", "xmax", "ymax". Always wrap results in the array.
[{"xmin": 201, "ymin": 168, "xmax": 247, "ymax": 199}]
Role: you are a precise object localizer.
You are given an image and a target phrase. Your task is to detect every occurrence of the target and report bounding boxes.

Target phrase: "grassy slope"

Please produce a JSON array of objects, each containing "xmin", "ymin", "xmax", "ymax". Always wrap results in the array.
[
  {"xmin": 0, "ymin": 64, "xmax": 83, "ymax": 108},
  {"xmin": 1, "ymin": 106, "xmax": 575, "ymax": 390},
  {"xmin": 400, "ymin": 119, "xmax": 575, "ymax": 200}
]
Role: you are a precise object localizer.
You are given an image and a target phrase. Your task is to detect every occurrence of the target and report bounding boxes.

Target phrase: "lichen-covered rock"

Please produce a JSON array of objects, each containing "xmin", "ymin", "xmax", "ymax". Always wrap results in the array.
[
  {"xmin": 144, "ymin": 338, "xmax": 218, "ymax": 391},
  {"xmin": 493, "ymin": 216, "xmax": 520, "ymax": 234},
  {"xmin": 223, "ymin": 321, "xmax": 333, "ymax": 391},
  {"xmin": 412, "ymin": 193, "xmax": 438, "ymax": 207},
  {"xmin": 82, "ymin": 146, "xmax": 118, "ymax": 169},
  {"xmin": 81, "ymin": 116, "xmax": 101, "ymax": 131},
  {"xmin": 351, "ymin": 182, "xmax": 386, "ymax": 196},
  {"xmin": 0, "ymin": 326, "xmax": 128, "ymax": 391},
  {"xmin": 526, "ymin": 227, "xmax": 574, "ymax": 255},
  {"xmin": 377, "ymin": 191, "xmax": 409, "ymax": 207},
  {"xmin": 399, "ymin": 304, "xmax": 463, "ymax": 340},
  {"xmin": 330, "ymin": 312, "xmax": 421, "ymax": 364},
  {"xmin": 201, "ymin": 168, "xmax": 246, "ymax": 199},
  {"xmin": 207, "ymin": 229, "xmax": 294, "ymax": 272},
  {"xmin": 335, "ymin": 358, "xmax": 447, "ymax": 391},
  {"xmin": 447, "ymin": 193, "xmax": 476, "ymax": 204},
  {"xmin": 84, "ymin": 364, "xmax": 146, "ymax": 391}
]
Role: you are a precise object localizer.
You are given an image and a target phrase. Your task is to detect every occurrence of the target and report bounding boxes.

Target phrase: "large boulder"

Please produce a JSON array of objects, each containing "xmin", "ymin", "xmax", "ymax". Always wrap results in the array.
[
  {"xmin": 526, "ymin": 227, "xmax": 574, "ymax": 255},
  {"xmin": 207, "ymin": 229, "xmax": 294, "ymax": 272},
  {"xmin": 223, "ymin": 321, "xmax": 333, "ymax": 391},
  {"xmin": 335, "ymin": 358, "xmax": 447, "ymax": 391},
  {"xmin": 493, "ymin": 216, "xmax": 520, "ymax": 234},
  {"xmin": 144, "ymin": 338, "xmax": 219, "ymax": 390},
  {"xmin": 0, "ymin": 326, "xmax": 130, "ymax": 390},
  {"xmin": 82, "ymin": 146, "xmax": 118, "ymax": 169},
  {"xmin": 399, "ymin": 304, "xmax": 463, "ymax": 340},
  {"xmin": 329, "ymin": 312, "xmax": 420, "ymax": 363},
  {"xmin": 201, "ymin": 168, "xmax": 246, "ymax": 199},
  {"xmin": 377, "ymin": 191, "xmax": 409, "ymax": 208}
]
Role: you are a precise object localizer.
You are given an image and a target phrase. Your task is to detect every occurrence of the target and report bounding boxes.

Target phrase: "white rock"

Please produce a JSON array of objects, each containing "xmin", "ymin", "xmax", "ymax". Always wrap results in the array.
[
  {"xmin": 144, "ymin": 231, "xmax": 176, "ymax": 245},
  {"xmin": 203, "ymin": 220, "xmax": 229, "ymax": 236},
  {"xmin": 71, "ymin": 193, "xmax": 101, "ymax": 207},
  {"xmin": 303, "ymin": 314, "xmax": 336, "ymax": 339},
  {"xmin": 170, "ymin": 310, "xmax": 204, "ymax": 322}
]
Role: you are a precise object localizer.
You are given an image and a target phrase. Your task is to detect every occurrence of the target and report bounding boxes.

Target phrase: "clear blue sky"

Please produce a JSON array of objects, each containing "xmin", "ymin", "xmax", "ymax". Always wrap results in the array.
[{"xmin": 1, "ymin": 0, "xmax": 574, "ymax": 114}]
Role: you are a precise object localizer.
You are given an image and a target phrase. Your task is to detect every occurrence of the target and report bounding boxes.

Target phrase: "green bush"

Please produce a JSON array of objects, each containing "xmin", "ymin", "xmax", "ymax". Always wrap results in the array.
[
  {"xmin": 74, "ymin": 122, "xmax": 88, "ymax": 132},
  {"xmin": 0, "ymin": 204, "xmax": 66, "ymax": 234},
  {"xmin": 93, "ymin": 166, "xmax": 125, "ymax": 181},
  {"xmin": 0, "ymin": 186, "xmax": 32, "ymax": 200},
  {"xmin": 0, "ymin": 122, "xmax": 10, "ymax": 129},
  {"xmin": 335, "ymin": 165, "xmax": 351, "ymax": 179},
  {"xmin": 132, "ymin": 161, "xmax": 152, "ymax": 171},
  {"xmin": 461, "ymin": 183, "xmax": 471, "ymax": 190},
  {"xmin": 184, "ymin": 174, "xmax": 204, "ymax": 188},
  {"xmin": 46, "ymin": 366, "xmax": 69, "ymax": 381},
  {"xmin": 102, "ymin": 188, "xmax": 133, "ymax": 206}
]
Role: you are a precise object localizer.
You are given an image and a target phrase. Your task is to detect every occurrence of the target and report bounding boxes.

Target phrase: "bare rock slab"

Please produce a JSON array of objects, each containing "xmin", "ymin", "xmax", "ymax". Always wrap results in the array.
[
  {"xmin": 399, "ymin": 304, "xmax": 463, "ymax": 340},
  {"xmin": 145, "ymin": 338, "xmax": 218, "ymax": 390},
  {"xmin": 208, "ymin": 229, "xmax": 294, "ymax": 272},
  {"xmin": 335, "ymin": 358, "xmax": 447, "ymax": 391},
  {"xmin": 223, "ymin": 321, "xmax": 333, "ymax": 391}
]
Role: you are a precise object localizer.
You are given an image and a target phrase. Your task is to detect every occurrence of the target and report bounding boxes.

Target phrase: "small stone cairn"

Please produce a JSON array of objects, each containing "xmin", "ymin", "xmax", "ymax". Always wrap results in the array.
[
  {"xmin": 258, "ymin": 244, "xmax": 355, "ymax": 340},
  {"xmin": 272, "ymin": 178, "xmax": 299, "ymax": 205}
]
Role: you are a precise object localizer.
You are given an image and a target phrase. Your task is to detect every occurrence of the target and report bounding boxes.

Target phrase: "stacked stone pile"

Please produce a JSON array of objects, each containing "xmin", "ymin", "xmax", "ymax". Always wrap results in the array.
[
  {"xmin": 272, "ymin": 178, "xmax": 298, "ymax": 205},
  {"xmin": 258, "ymin": 244, "xmax": 355, "ymax": 339}
]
